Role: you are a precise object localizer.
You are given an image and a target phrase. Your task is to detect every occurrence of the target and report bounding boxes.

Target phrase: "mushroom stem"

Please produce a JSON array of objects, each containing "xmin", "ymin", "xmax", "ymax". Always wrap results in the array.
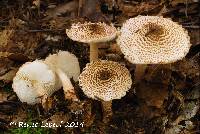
[
  {"xmin": 90, "ymin": 43, "xmax": 98, "ymax": 62},
  {"xmin": 101, "ymin": 100, "xmax": 113, "ymax": 123},
  {"xmin": 56, "ymin": 69, "xmax": 79, "ymax": 101},
  {"xmin": 135, "ymin": 64, "xmax": 147, "ymax": 83}
]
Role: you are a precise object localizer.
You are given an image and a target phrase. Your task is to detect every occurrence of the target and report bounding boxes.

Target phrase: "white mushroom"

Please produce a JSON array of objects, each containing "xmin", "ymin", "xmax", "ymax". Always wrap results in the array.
[
  {"xmin": 44, "ymin": 51, "xmax": 80, "ymax": 101},
  {"xmin": 12, "ymin": 60, "xmax": 56, "ymax": 104}
]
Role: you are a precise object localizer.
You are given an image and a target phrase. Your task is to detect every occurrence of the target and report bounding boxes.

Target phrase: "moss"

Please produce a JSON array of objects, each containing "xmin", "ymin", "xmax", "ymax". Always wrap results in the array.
[{"xmin": 9, "ymin": 127, "xmax": 53, "ymax": 134}]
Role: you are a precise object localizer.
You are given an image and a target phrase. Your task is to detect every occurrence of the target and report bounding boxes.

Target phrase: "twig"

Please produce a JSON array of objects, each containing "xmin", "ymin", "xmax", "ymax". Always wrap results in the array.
[
  {"xmin": 185, "ymin": 0, "xmax": 188, "ymax": 18},
  {"xmin": 182, "ymin": 25, "xmax": 200, "ymax": 29}
]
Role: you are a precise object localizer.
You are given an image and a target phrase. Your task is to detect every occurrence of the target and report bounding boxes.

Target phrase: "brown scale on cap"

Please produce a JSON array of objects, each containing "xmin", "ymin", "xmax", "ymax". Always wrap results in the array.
[
  {"xmin": 117, "ymin": 16, "xmax": 191, "ymax": 64},
  {"xmin": 66, "ymin": 22, "xmax": 117, "ymax": 44},
  {"xmin": 87, "ymin": 23, "xmax": 105, "ymax": 35},
  {"xmin": 79, "ymin": 60, "xmax": 132, "ymax": 101}
]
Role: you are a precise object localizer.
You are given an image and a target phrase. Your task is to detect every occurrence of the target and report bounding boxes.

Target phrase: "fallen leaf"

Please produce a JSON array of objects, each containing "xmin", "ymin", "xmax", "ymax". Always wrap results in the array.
[
  {"xmin": 67, "ymin": 100, "xmax": 94, "ymax": 127},
  {"xmin": 12, "ymin": 107, "xmax": 28, "ymax": 123},
  {"xmin": 171, "ymin": 0, "xmax": 198, "ymax": 7},
  {"xmin": 136, "ymin": 82, "xmax": 168, "ymax": 108},
  {"xmin": 105, "ymin": 53, "xmax": 122, "ymax": 62},
  {"xmin": 145, "ymin": 64, "xmax": 172, "ymax": 85},
  {"xmin": 174, "ymin": 100, "xmax": 199, "ymax": 124},
  {"xmin": 0, "ymin": 69, "xmax": 18, "ymax": 83},
  {"xmin": 41, "ymin": 95, "xmax": 53, "ymax": 112},
  {"xmin": 44, "ymin": 1, "xmax": 79, "ymax": 20},
  {"xmin": 172, "ymin": 55, "xmax": 200, "ymax": 84},
  {"xmin": 0, "ymin": 90, "xmax": 10, "ymax": 102},
  {"xmin": 82, "ymin": 100, "xmax": 94, "ymax": 127},
  {"xmin": 32, "ymin": 0, "xmax": 40, "ymax": 8},
  {"xmin": 0, "ymin": 58, "xmax": 14, "ymax": 76},
  {"xmin": 188, "ymin": 29, "xmax": 200, "ymax": 46},
  {"xmin": 118, "ymin": 1, "xmax": 163, "ymax": 17},
  {"xmin": 42, "ymin": 112, "xmax": 69, "ymax": 130},
  {"xmin": 108, "ymin": 43, "xmax": 122, "ymax": 55}
]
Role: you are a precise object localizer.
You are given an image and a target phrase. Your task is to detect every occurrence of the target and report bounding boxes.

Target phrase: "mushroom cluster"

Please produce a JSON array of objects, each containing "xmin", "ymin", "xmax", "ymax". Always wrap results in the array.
[
  {"xmin": 12, "ymin": 51, "xmax": 80, "ymax": 104},
  {"xmin": 12, "ymin": 15, "xmax": 192, "ymax": 125},
  {"xmin": 66, "ymin": 16, "xmax": 191, "ymax": 121}
]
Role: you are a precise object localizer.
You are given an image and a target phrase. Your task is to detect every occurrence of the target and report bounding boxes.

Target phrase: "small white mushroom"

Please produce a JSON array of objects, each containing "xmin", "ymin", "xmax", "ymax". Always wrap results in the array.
[
  {"xmin": 44, "ymin": 51, "xmax": 80, "ymax": 101},
  {"xmin": 12, "ymin": 60, "xmax": 56, "ymax": 104}
]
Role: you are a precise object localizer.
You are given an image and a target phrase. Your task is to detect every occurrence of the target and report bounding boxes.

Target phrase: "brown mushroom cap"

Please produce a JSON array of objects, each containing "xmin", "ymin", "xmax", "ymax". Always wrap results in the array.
[
  {"xmin": 79, "ymin": 60, "xmax": 132, "ymax": 101},
  {"xmin": 117, "ymin": 16, "xmax": 191, "ymax": 64},
  {"xmin": 66, "ymin": 22, "xmax": 117, "ymax": 43}
]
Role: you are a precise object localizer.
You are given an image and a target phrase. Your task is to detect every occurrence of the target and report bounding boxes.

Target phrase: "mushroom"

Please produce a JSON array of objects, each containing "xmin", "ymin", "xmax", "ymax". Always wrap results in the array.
[
  {"xmin": 12, "ymin": 60, "xmax": 56, "ymax": 104},
  {"xmin": 44, "ymin": 51, "xmax": 80, "ymax": 101},
  {"xmin": 66, "ymin": 22, "xmax": 117, "ymax": 62},
  {"xmin": 117, "ymin": 16, "xmax": 191, "ymax": 83},
  {"xmin": 79, "ymin": 60, "xmax": 132, "ymax": 122}
]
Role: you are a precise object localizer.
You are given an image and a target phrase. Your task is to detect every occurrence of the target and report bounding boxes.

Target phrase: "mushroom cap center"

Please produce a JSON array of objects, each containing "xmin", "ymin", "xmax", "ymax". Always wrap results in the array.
[
  {"xmin": 137, "ymin": 23, "xmax": 165, "ymax": 41},
  {"xmin": 87, "ymin": 23, "xmax": 104, "ymax": 35},
  {"xmin": 98, "ymin": 70, "xmax": 111, "ymax": 80}
]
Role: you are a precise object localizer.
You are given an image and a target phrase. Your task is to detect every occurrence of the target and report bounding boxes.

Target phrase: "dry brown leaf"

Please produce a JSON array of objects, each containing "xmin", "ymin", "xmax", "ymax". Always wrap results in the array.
[
  {"xmin": 80, "ymin": 0, "xmax": 101, "ymax": 17},
  {"xmin": 188, "ymin": 29, "xmax": 200, "ymax": 46},
  {"xmin": 32, "ymin": 0, "xmax": 40, "ymax": 8},
  {"xmin": 0, "ymin": 69, "xmax": 18, "ymax": 83},
  {"xmin": 0, "ymin": 58, "xmax": 14, "ymax": 76},
  {"xmin": 0, "ymin": 90, "xmax": 10, "ymax": 102},
  {"xmin": 0, "ymin": 52, "xmax": 13, "ymax": 58},
  {"xmin": 157, "ymin": 5, "xmax": 169, "ymax": 16},
  {"xmin": 171, "ymin": 0, "xmax": 198, "ymax": 7},
  {"xmin": 179, "ymin": 3, "xmax": 199, "ymax": 14},
  {"xmin": 104, "ymin": 0, "xmax": 115, "ymax": 10},
  {"xmin": 172, "ymin": 55, "xmax": 199, "ymax": 83},
  {"xmin": 118, "ymin": 1, "xmax": 162, "ymax": 17},
  {"xmin": 0, "ymin": 19, "xmax": 42, "ymax": 61},
  {"xmin": 45, "ymin": 1, "xmax": 78, "ymax": 19},
  {"xmin": 67, "ymin": 100, "xmax": 94, "ymax": 127},
  {"xmin": 82, "ymin": 101, "xmax": 94, "ymax": 127},
  {"xmin": 136, "ymin": 82, "xmax": 168, "ymax": 108},
  {"xmin": 174, "ymin": 100, "xmax": 199, "ymax": 125},
  {"xmin": 137, "ymin": 103, "xmax": 162, "ymax": 119},
  {"xmin": 42, "ymin": 112, "xmax": 69, "ymax": 130},
  {"xmin": 108, "ymin": 43, "xmax": 122, "ymax": 55},
  {"xmin": 12, "ymin": 107, "xmax": 28, "ymax": 123},
  {"xmin": 67, "ymin": 101, "xmax": 85, "ymax": 114},
  {"xmin": 41, "ymin": 95, "xmax": 54, "ymax": 112},
  {"xmin": 145, "ymin": 64, "xmax": 172, "ymax": 85},
  {"xmin": 105, "ymin": 54, "xmax": 122, "ymax": 62}
]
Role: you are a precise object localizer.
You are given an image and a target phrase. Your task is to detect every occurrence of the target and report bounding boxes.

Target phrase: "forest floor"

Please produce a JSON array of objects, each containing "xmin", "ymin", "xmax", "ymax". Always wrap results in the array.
[{"xmin": 0, "ymin": 0, "xmax": 199, "ymax": 134}]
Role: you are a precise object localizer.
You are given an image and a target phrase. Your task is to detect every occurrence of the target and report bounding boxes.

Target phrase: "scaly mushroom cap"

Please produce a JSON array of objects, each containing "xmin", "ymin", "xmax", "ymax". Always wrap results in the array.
[
  {"xmin": 79, "ymin": 60, "xmax": 132, "ymax": 101},
  {"xmin": 117, "ymin": 16, "xmax": 191, "ymax": 64},
  {"xmin": 12, "ymin": 60, "xmax": 56, "ymax": 104},
  {"xmin": 44, "ymin": 51, "xmax": 80, "ymax": 83},
  {"xmin": 66, "ymin": 22, "xmax": 117, "ymax": 43}
]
